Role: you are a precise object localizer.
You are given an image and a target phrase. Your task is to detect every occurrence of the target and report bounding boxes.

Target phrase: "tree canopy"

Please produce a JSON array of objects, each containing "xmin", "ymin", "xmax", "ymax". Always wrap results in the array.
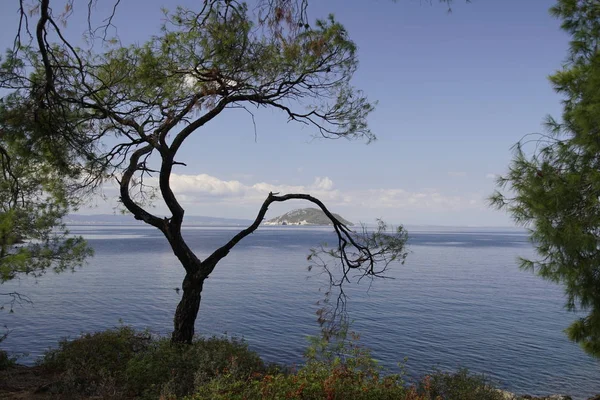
[
  {"xmin": 2, "ymin": 0, "xmax": 409, "ymax": 342},
  {"xmin": 492, "ymin": 0, "xmax": 600, "ymax": 358},
  {"xmin": 0, "ymin": 62, "xmax": 94, "ymax": 309}
]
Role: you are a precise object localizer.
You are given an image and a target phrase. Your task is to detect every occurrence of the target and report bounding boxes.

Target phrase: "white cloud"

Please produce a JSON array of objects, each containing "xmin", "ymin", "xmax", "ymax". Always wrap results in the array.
[
  {"xmin": 312, "ymin": 177, "xmax": 333, "ymax": 191},
  {"xmin": 169, "ymin": 174, "xmax": 246, "ymax": 197},
  {"xmin": 485, "ymin": 173, "xmax": 497, "ymax": 179},
  {"xmin": 167, "ymin": 173, "xmax": 484, "ymax": 213},
  {"xmin": 168, "ymin": 173, "xmax": 349, "ymax": 205},
  {"xmin": 80, "ymin": 173, "xmax": 490, "ymax": 224}
]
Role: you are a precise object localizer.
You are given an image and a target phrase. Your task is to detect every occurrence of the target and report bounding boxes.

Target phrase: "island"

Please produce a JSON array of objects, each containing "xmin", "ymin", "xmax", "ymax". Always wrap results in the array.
[{"xmin": 263, "ymin": 208, "xmax": 353, "ymax": 226}]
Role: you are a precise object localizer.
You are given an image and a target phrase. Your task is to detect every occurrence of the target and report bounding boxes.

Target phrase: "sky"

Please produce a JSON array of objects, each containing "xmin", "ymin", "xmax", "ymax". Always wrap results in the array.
[{"xmin": 0, "ymin": 0, "xmax": 569, "ymax": 227}]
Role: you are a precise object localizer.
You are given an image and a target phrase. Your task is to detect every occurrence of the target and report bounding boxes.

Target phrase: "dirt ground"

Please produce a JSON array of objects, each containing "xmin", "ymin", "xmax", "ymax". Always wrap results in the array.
[
  {"xmin": 0, "ymin": 365, "xmax": 135, "ymax": 400},
  {"xmin": 0, "ymin": 366, "xmax": 61, "ymax": 400}
]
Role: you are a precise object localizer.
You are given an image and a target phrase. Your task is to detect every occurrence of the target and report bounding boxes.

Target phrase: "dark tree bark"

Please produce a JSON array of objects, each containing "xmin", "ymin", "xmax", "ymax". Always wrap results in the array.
[
  {"xmin": 172, "ymin": 272, "xmax": 204, "ymax": 343},
  {"xmin": 163, "ymin": 192, "xmax": 397, "ymax": 343},
  {"xmin": 120, "ymin": 181, "xmax": 404, "ymax": 343}
]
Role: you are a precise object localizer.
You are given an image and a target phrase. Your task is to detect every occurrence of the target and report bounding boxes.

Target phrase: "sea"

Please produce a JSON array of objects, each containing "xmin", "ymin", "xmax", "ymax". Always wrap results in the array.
[{"xmin": 1, "ymin": 225, "xmax": 599, "ymax": 398}]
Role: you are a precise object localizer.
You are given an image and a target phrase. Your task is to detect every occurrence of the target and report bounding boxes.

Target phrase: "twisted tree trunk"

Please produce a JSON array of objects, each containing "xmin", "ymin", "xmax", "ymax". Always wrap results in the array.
[{"xmin": 171, "ymin": 272, "xmax": 205, "ymax": 343}]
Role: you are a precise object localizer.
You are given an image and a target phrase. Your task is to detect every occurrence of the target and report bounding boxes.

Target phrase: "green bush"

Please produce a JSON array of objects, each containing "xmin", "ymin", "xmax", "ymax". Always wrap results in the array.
[
  {"xmin": 418, "ymin": 367, "xmax": 505, "ymax": 400},
  {"xmin": 37, "ymin": 326, "xmax": 508, "ymax": 400},
  {"xmin": 40, "ymin": 326, "xmax": 152, "ymax": 396},
  {"xmin": 0, "ymin": 330, "xmax": 15, "ymax": 370},
  {"xmin": 191, "ymin": 360, "xmax": 408, "ymax": 400},
  {"xmin": 188, "ymin": 329, "xmax": 505, "ymax": 400},
  {"xmin": 190, "ymin": 328, "xmax": 406, "ymax": 400},
  {"xmin": 0, "ymin": 349, "xmax": 15, "ymax": 370},
  {"xmin": 126, "ymin": 336, "xmax": 267, "ymax": 399},
  {"xmin": 190, "ymin": 365, "xmax": 507, "ymax": 400},
  {"xmin": 39, "ymin": 326, "xmax": 267, "ymax": 399}
]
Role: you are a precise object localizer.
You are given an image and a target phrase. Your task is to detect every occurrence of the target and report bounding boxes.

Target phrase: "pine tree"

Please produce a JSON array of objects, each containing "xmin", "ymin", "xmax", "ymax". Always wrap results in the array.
[{"xmin": 492, "ymin": 0, "xmax": 600, "ymax": 357}]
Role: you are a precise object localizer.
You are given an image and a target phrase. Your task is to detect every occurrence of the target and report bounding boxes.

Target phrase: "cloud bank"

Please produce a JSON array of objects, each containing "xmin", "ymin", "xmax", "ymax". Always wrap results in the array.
[
  {"xmin": 82, "ymin": 173, "xmax": 504, "ymax": 225},
  {"xmin": 166, "ymin": 173, "xmax": 483, "ymax": 213}
]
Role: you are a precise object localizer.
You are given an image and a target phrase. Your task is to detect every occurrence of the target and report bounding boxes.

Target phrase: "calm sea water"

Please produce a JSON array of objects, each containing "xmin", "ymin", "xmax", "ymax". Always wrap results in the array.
[{"xmin": 1, "ymin": 226, "xmax": 599, "ymax": 398}]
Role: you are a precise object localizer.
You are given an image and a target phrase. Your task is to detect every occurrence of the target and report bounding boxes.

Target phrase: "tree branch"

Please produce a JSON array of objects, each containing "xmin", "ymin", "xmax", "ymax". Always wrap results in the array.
[
  {"xmin": 203, "ymin": 192, "xmax": 371, "ymax": 276},
  {"xmin": 118, "ymin": 144, "xmax": 165, "ymax": 230},
  {"xmin": 35, "ymin": 0, "xmax": 54, "ymax": 96},
  {"xmin": 1, "ymin": 291, "xmax": 32, "ymax": 313}
]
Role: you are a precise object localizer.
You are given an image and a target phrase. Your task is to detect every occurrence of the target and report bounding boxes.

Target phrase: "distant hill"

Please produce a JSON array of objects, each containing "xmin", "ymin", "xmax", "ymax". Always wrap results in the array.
[
  {"xmin": 65, "ymin": 214, "xmax": 253, "ymax": 226},
  {"xmin": 264, "ymin": 208, "xmax": 353, "ymax": 226}
]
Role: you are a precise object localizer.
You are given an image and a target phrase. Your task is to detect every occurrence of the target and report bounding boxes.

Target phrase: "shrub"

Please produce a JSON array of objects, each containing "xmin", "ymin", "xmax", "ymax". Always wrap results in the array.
[
  {"xmin": 39, "ymin": 326, "xmax": 267, "ymax": 399},
  {"xmin": 0, "ymin": 330, "xmax": 16, "ymax": 370},
  {"xmin": 189, "ymin": 328, "xmax": 505, "ymax": 400},
  {"xmin": 190, "ymin": 366, "xmax": 508, "ymax": 400},
  {"xmin": 0, "ymin": 349, "xmax": 15, "ymax": 371},
  {"xmin": 190, "ymin": 328, "xmax": 408, "ymax": 400},
  {"xmin": 40, "ymin": 326, "xmax": 152, "ymax": 396},
  {"xmin": 37, "ymin": 326, "xmax": 508, "ymax": 400},
  {"xmin": 191, "ymin": 361, "xmax": 408, "ymax": 400},
  {"xmin": 418, "ymin": 367, "xmax": 505, "ymax": 400},
  {"xmin": 125, "ymin": 335, "xmax": 267, "ymax": 399}
]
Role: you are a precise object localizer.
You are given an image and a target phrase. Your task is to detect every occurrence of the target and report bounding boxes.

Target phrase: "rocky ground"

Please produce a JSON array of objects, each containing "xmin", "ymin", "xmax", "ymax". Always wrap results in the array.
[{"xmin": 497, "ymin": 391, "xmax": 600, "ymax": 400}]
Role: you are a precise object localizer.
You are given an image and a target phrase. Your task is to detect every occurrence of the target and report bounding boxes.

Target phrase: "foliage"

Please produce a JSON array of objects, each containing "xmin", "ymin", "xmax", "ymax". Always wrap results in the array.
[
  {"xmin": 189, "ymin": 368, "xmax": 504, "ymax": 400},
  {"xmin": 303, "ymin": 326, "xmax": 380, "ymax": 369},
  {"xmin": 0, "ymin": 43, "xmax": 102, "ymax": 301},
  {"xmin": 0, "ymin": 78, "xmax": 94, "ymax": 300},
  {"xmin": 36, "ymin": 325, "xmax": 511, "ymax": 400},
  {"xmin": 40, "ymin": 326, "xmax": 268, "ymax": 399},
  {"xmin": 191, "ymin": 362, "xmax": 407, "ymax": 400},
  {"xmin": 0, "ymin": 329, "xmax": 16, "ymax": 370},
  {"xmin": 418, "ymin": 368, "xmax": 504, "ymax": 400},
  {"xmin": 189, "ymin": 327, "xmax": 501, "ymax": 400},
  {"xmin": 126, "ymin": 335, "xmax": 267, "ymax": 399},
  {"xmin": 41, "ymin": 326, "xmax": 152, "ymax": 396},
  {"xmin": 491, "ymin": 0, "xmax": 600, "ymax": 357},
  {"xmin": 0, "ymin": 350, "xmax": 13, "ymax": 371}
]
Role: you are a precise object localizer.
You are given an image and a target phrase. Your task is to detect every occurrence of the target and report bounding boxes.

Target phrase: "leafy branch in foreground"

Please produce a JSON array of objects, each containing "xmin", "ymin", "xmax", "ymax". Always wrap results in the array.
[
  {"xmin": 0, "ymin": 59, "xmax": 94, "ymax": 306},
  {"xmin": 492, "ymin": 0, "xmax": 600, "ymax": 358}
]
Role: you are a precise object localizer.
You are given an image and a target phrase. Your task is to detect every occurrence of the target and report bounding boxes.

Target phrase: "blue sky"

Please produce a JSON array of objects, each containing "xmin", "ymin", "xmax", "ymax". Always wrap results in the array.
[{"xmin": 0, "ymin": 0, "xmax": 568, "ymax": 226}]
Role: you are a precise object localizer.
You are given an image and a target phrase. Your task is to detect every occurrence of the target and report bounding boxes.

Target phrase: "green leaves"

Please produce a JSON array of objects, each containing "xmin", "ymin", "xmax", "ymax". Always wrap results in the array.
[
  {"xmin": 0, "ymin": 85, "xmax": 93, "ymax": 288},
  {"xmin": 494, "ymin": 0, "xmax": 600, "ymax": 357},
  {"xmin": 79, "ymin": 4, "xmax": 374, "ymax": 147}
]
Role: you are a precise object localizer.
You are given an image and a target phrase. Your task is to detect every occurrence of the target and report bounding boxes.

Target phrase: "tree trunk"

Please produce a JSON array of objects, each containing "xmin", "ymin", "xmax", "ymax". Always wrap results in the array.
[{"xmin": 171, "ymin": 272, "xmax": 204, "ymax": 344}]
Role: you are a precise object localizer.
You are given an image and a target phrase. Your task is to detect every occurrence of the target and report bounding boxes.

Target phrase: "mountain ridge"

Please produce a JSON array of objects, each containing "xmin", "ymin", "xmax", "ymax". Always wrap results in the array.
[{"xmin": 264, "ymin": 208, "xmax": 353, "ymax": 226}]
